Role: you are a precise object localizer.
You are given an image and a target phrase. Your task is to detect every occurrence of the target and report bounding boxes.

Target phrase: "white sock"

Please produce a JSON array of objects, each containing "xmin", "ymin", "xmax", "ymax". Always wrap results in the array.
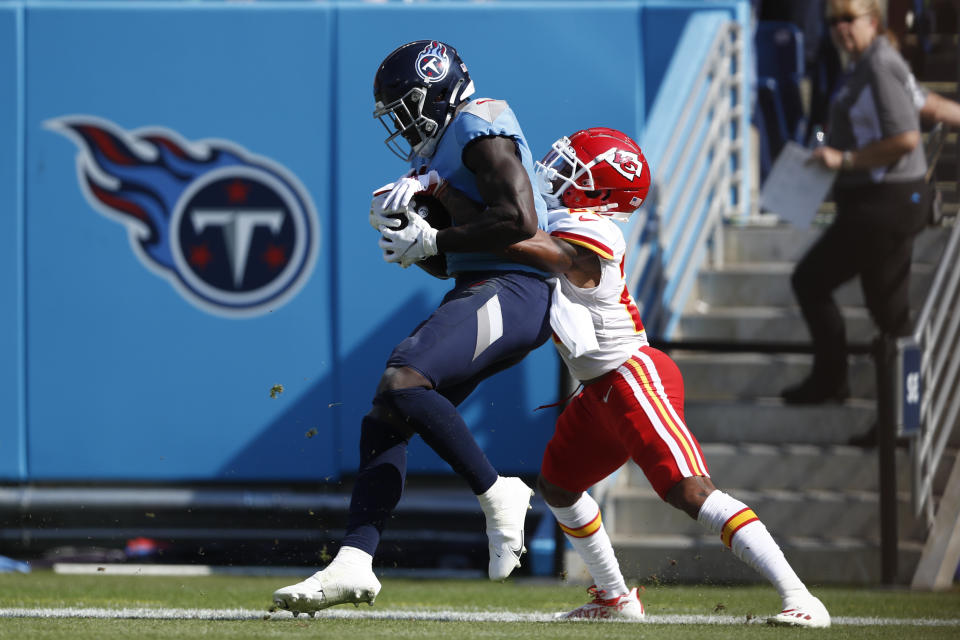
[
  {"xmin": 697, "ymin": 490, "xmax": 806, "ymax": 600},
  {"xmin": 550, "ymin": 493, "xmax": 628, "ymax": 598},
  {"xmin": 328, "ymin": 545, "xmax": 374, "ymax": 573},
  {"xmin": 477, "ymin": 476, "xmax": 508, "ymax": 515}
]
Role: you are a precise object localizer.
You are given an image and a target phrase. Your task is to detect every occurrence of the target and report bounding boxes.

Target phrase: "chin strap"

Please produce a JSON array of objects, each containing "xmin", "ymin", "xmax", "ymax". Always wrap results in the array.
[{"xmin": 582, "ymin": 203, "xmax": 633, "ymax": 223}]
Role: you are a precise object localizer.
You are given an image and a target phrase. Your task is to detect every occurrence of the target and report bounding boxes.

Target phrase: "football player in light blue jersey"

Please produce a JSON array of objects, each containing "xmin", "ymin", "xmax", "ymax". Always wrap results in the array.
[
  {"xmin": 409, "ymin": 96, "xmax": 550, "ymax": 275},
  {"xmin": 273, "ymin": 40, "xmax": 552, "ymax": 615}
]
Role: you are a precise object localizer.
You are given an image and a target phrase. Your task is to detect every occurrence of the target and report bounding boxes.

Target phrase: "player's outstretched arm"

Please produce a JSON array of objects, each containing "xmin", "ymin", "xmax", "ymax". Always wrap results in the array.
[
  {"xmin": 502, "ymin": 231, "xmax": 577, "ymax": 274},
  {"xmin": 437, "ymin": 181, "xmax": 594, "ymax": 279},
  {"xmin": 433, "ymin": 135, "xmax": 538, "ymax": 253},
  {"xmin": 437, "ymin": 181, "xmax": 573, "ymax": 272}
]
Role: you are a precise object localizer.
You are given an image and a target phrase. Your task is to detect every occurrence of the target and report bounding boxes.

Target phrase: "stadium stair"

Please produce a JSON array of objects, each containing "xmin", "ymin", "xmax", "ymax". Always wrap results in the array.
[
  {"xmin": 596, "ymin": 224, "xmax": 956, "ymax": 586},
  {"xmin": 597, "ymin": 23, "xmax": 959, "ymax": 584},
  {"xmin": 600, "ymin": 48, "xmax": 960, "ymax": 584}
]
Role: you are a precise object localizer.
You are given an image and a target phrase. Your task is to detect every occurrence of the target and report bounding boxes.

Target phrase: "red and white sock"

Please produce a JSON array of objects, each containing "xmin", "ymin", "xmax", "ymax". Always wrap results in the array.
[
  {"xmin": 697, "ymin": 490, "xmax": 807, "ymax": 600},
  {"xmin": 549, "ymin": 493, "xmax": 627, "ymax": 598}
]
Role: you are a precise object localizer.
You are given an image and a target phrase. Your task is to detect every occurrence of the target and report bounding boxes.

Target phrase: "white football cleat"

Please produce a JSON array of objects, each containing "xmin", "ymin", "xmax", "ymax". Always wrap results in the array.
[
  {"xmin": 768, "ymin": 593, "xmax": 831, "ymax": 628},
  {"xmin": 272, "ymin": 566, "xmax": 381, "ymax": 614},
  {"xmin": 556, "ymin": 586, "xmax": 646, "ymax": 621},
  {"xmin": 479, "ymin": 476, "xmax": 534, "ymax": 581}
]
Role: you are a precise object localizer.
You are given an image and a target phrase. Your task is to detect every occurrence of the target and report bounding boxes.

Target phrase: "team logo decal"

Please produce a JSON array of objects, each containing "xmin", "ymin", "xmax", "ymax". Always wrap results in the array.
[
  {"xmin": 46, "ymin": 116, "xmax": 319, "ymax": 317},
  {"xmin": 599, "ymin": 147, "xmax": 643, "ymax": 182},
  {"xmin": 416, "ymin": 41, "xmax": 449, "ymax": 83}
]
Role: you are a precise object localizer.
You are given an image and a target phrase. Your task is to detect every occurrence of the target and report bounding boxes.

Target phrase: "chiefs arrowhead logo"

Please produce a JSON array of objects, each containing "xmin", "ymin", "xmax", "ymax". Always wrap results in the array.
[{"xmin": 598, "ymin": 147, "xmax": 642, "ymax": 181}]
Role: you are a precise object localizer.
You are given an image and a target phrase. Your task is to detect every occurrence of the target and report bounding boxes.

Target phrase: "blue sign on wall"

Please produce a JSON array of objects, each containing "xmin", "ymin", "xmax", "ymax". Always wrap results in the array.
[
  {"xmin": 899, "ymin": 340, "xmax": 922, "ymax": 436},
  {"xmin": 25, "ymin": 4, "xmax": 337, "ymax": 481}
]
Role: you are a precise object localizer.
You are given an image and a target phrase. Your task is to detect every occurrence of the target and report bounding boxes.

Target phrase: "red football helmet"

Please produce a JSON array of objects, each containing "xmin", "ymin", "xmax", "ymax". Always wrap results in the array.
[{"xmin": 535, "ymin": 127, "xmax": 651, "ymax": 221}]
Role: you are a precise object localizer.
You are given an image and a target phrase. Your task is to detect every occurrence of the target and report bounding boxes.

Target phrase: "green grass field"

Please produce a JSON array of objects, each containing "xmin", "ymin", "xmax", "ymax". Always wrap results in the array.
[{"xmin": 0, "ymin": 571, "xmax": 958, "ymax": 639}]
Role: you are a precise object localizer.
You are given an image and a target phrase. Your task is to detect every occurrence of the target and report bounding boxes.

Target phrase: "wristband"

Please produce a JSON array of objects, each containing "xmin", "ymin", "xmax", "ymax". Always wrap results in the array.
[{"xmin": 841, "ymin": 151, "xmax": 854, "ymax": 170}]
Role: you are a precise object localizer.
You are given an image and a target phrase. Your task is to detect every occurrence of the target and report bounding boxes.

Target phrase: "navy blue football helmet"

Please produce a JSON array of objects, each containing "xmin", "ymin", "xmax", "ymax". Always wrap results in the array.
[{"xmin": 373, "ymin": 40, "xmax": 475, "ymax": 161}]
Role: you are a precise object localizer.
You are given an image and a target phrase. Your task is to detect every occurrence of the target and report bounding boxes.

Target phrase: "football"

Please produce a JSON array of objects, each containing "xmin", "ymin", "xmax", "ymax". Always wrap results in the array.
[{"xmin": 388, "ymin": 194, "xmax": 452, "ymax": 231}]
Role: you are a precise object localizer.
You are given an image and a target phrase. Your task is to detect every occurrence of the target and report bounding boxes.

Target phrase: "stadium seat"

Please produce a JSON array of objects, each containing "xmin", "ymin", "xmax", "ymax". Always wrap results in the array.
[
  {"xmin": 755, "ymin": 21, "xmax": 808, "ymax": 178},
  {"xmin": 756, "ymin": 76, "xmax": 788, "ymax": 181}
]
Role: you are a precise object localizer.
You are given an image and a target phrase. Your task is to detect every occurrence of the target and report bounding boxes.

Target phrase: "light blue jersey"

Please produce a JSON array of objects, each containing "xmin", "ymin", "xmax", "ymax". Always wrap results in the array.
[{"xmin": 412, "ymin": 98, "xmax": 548, "ymax": 276}]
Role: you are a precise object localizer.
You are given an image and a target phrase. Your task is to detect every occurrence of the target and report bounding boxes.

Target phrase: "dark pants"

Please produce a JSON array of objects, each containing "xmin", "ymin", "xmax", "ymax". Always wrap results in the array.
[
  {"xmin": 791, "ymin": 180, "xmax": 929, "ymax": 386},
  {"xmin": 341, "ymin": 270, "xmax": 552, "ymax": 555},
  {"xmin": 387, "ymin": 270, "xmax": 553, "ymax": 404}
]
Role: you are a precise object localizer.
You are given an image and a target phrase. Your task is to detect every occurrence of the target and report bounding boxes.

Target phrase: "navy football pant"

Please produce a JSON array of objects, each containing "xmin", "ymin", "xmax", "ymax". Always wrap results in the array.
[
  {"xmin": 387, "ymin": 271, "xmax": 553, "ymax": 397},
  {"xmin": 342, "ymin": 271, "xmax": 552, "ymax": 556}
]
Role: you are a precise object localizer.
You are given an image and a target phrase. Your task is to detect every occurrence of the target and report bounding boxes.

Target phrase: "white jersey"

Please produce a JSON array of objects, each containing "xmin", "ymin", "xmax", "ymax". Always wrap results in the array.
[{"xmin": 547, "ymin": 209, "xmax": 648, "ymax": 381}]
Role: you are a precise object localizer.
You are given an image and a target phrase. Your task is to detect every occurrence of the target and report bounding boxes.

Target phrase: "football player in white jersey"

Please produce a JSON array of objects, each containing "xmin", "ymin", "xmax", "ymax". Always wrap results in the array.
[{"xmin": 435, "ymin": 127, "xmax": 830, "ymax": 626}]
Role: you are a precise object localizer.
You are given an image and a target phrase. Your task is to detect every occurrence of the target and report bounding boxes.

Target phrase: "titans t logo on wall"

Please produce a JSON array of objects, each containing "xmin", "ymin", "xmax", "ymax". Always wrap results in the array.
[{"xmin": 46, "ymin": 116, "xmax": 319, "ymax": 317}]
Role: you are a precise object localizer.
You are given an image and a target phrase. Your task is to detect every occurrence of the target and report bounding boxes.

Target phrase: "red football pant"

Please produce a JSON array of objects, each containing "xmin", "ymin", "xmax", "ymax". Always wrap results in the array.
[{"xmin": 541, "ymin": 346, "xmax": 709, "ymax": 500}]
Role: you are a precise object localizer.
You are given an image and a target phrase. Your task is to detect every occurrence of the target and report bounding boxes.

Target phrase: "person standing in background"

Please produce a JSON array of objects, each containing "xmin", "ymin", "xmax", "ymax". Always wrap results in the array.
[{"xmin": 781, "ymin": 0, "xmax": 932, "ymax": 408}]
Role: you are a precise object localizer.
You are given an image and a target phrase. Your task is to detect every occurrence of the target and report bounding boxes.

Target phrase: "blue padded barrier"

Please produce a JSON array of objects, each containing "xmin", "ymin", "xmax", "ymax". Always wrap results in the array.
[{"xmin": 1, "ymin": 0, "xmax": 750, "ymax": 482}]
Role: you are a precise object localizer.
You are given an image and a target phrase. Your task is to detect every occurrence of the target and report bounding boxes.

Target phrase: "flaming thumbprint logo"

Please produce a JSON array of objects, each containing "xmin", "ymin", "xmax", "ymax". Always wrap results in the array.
[{"xmin": 47, "ymin": 116, "xmax": 319, "ymax": 317}]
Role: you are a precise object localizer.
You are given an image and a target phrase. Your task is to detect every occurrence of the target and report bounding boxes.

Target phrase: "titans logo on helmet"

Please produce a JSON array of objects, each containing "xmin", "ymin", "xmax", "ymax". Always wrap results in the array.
[
  {"xmin": 46, "ymin": 116, "xmax": 319, "ymax": 318},
  {"xmin": 415, "ymin": 41, "xmax": 449, "ymax": 84}
]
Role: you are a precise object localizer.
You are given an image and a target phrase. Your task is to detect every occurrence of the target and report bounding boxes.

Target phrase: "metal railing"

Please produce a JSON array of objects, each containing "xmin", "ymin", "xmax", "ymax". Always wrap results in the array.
[
  {"xmin": 628, "ymin": 17, "xmax": 746, "ymax": 339},
  {"xmin": 870, "ymin": 121, "xmax": 959, "ymax": 584},
  {"xmin": 903, "ymin": 8, "xmax": 960, "ymax": 590},
  {"xmin": 900, "ymin": 217, "xmax": 960, "ymax": 523},
  {"xmin": 591, "ymin": 15, "xmax": 746, "ymax": 516}
]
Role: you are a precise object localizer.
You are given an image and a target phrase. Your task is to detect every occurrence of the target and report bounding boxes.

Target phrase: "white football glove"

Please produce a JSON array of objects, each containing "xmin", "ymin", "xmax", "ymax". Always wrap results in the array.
[
  {"xmin": 381, "ymin": 169, "xmax": 444, "ymax": 211},
  {"xmin": 370, "ymin": 186, "xmax": 406, "ymax": 231},
  {"xmin": 378, "ymin": 211, "xmax": 439, "ymax": 268}
]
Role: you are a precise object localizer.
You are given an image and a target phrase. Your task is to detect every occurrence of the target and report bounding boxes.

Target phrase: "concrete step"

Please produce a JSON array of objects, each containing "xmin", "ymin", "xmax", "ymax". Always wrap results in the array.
[
  {"xmin": 721, "ymin": 225, "xmax": 950, "ymax": 264},
  {"xmin": 721, "ymin": 226, "xmax": 820, "ymax": 263},
  {"xmin": 583, "ymin": 535, "xmax": 923, "ymax": 585},
  {"xmin": 920, "ymin": 81, "xmax": 958, "ymax": 101},
  {"xmin": 675, "ymin": 306, "xmax": 875, "ymax": 343},
  {"xmin": 936, "ymin": 180, "xmax": 957, "ymax": 200},
  {"xmin": 684, "ymin": 399, "xmax": 875, "ymax": 446},
  {"xmin": 687, "ymin": 263, "xmax": 934, "ymax": 309},
  {"xmin": 908, "ymin": 37, "xmax": 959, "ymax": 84},
  {"xmin": 671, "ymin": 352, "xmax": 876, "ymax": 400},
  {"xmin": 618, "ymin": 444, "xmax": 942, "ymax": 493},
  {"xmin": 929, "ymin": 131, "xmax": 957, "ymax": 183},
  {"xmin": 817, "ymin": 198, "xmax": 960, "ymax": 221},
  {"xmin": 607, "ymin": 486, "xmax": 928, "ymax": 541},
  {"xmin": 607, "ymin": 487, "xmax": 929, "ymax": 544},
  {"xmin": 906, "ymin": 33, "xmax": 959, "ymax": 52}
]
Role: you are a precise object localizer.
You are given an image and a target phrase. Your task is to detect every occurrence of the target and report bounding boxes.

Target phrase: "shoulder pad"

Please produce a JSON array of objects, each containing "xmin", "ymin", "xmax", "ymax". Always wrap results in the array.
[
  {"xmin": 460, "ymin": 98, "xmax": 509, "ymax": 123},
  {"xmin": 548, "ymin": 210, "xmax": 623, "ymax": 261}
]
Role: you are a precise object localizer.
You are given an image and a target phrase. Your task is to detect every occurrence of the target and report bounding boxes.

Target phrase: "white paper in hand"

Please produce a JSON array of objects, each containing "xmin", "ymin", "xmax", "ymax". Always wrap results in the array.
[{"xmin": 760, "ymin": 141, "xmax": 837, "ymax": 228}]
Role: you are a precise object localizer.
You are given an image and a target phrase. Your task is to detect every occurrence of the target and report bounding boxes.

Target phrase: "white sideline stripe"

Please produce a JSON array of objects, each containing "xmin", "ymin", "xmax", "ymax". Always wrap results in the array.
[
  {"xmin": 1, "ymin": 607, "xmax": 959, "ymax": 626},
  {"xmin": 51, "ymin": 563, "xmax": 481, "ymax": 579},
  {"xmin": 54, "ymin": 563, "xmax": 215, "ymax": 576}
]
